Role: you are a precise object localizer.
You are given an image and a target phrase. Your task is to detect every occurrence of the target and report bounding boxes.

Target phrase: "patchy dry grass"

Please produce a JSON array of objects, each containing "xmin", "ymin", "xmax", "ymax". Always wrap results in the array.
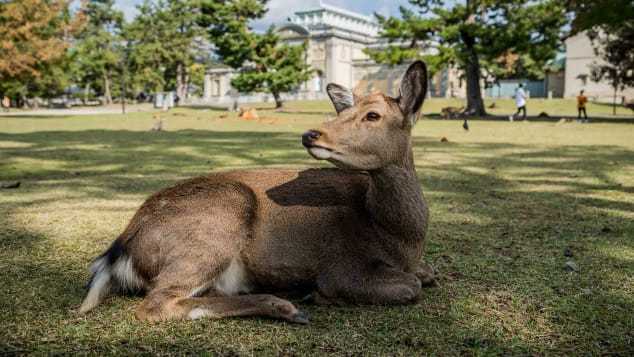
[{"xmin": 1, "ymin": 103, "xmax": 633, "ymax": 355}]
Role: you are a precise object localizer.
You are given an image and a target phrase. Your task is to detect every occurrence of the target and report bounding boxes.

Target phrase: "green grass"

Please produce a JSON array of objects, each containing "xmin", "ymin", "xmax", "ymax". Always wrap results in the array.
[
  {"xmin": 1, "ymin": 101, "xmax": 633, "ymax": 355},
  {"xmin": 256, "ymin": 98, "xmax": 634, "ymax": 118}
]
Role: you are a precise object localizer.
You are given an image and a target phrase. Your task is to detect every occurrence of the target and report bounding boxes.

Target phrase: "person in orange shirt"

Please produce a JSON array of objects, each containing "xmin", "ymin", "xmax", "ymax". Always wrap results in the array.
[{"xmin": 577, "ymin": 90, "xmax": 588, "ymax": 122}]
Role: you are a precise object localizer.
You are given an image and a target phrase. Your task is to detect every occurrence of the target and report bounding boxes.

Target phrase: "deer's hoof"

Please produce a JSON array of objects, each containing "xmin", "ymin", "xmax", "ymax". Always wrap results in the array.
[{"xmin": 288, "ymin": 310, "xmax": 310, "ymax": 324}]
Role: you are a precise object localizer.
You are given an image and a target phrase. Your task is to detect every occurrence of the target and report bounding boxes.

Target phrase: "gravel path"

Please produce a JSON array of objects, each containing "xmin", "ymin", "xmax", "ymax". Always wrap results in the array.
[{"xmin": 0, "ymin": 104, "xmax": 156, "ymax": 116}]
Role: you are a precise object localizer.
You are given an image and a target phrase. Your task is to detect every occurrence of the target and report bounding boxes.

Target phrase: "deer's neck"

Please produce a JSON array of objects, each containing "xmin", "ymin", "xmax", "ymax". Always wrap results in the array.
[{"xmin": 365, "ymin": 151, "xmax": 428, "ymax": 242}]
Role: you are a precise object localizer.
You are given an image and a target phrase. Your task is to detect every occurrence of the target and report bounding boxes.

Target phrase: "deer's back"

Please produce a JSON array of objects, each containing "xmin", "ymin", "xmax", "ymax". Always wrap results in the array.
[{"xmin": 122, "ymin": 168, "xmax": 371, "ymax": 290}]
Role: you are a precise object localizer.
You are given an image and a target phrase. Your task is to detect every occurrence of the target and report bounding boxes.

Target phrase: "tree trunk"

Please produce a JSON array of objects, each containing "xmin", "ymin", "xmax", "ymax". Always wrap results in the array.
[
  {"xmin": 84, "ymin": 83, "xmax": 91, "ymax": 104},
  {"xmin": 103, "ymin": 71, "xmax": 112, "ymax": 105},
  {"xmin": 184, "ymin": 72, "xmax": 190, "ymax": 99},
  {"xmin": 464, "ymin": 46, "xmax": 487, "ymax": 117},
  {"xmin": 176, "ymin": 62, "xmax": 186, "ymax": 104},
  {"xmin": 613, "ymin": 86, "xmax": 617, "ymax": 115},
  {"xmin": 462, "ymin": 1, "xmax": 487, "ymax": 117},
  {"xmin": 273, "ymin": 91, "xmax": 283, "ymax": 109}
]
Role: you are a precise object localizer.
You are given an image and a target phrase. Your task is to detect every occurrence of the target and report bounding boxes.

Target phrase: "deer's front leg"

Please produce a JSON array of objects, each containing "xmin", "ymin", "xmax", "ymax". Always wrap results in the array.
[{"xmin": 317, "ymin": 266, "xmax": 422, "ymax": 306}]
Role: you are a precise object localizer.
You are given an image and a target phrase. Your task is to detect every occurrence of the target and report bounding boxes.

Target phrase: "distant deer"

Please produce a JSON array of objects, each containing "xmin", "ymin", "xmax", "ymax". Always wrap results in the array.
[{"xmin": 80, "ymin": 61, "xmax": 435, "ymax": 324}]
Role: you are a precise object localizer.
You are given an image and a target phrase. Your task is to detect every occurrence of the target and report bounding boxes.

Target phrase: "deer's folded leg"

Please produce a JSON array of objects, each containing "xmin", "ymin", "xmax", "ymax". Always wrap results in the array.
[
  {"xmin": 318, "ymin": 267, "xmax": 422, "ymax": 306},
  {"xmin": 136, "ymin": 290, "xmax": 309, "ymax": 324}
]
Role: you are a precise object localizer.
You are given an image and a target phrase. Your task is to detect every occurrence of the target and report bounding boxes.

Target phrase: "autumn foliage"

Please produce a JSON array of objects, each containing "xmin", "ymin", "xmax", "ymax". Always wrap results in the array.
[{"xmin": 0, "ymin": 0, "xmax": 84, "ymax": 80}]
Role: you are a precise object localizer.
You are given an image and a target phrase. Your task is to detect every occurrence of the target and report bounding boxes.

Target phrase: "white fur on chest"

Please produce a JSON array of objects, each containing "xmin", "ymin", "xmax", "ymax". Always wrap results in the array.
[{"xmin": 215, "ymin": 258, "xmax": 250, "ymax": 295}]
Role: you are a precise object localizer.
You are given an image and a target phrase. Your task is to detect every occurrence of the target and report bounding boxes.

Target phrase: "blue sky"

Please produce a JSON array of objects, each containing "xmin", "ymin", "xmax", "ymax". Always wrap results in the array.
[{"xmin": 114, "ymin": 0, "xmax": 413, "ymax": 29}]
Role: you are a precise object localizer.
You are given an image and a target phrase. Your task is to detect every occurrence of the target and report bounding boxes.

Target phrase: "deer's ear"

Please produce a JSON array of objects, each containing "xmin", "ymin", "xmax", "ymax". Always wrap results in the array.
[
  {"xmin": 327, "ymin": 83, "xmax": 354, "ymax": 114},
  {"xmin": 398, "ymin": 61, "xmax": 428, "ymax": 125}
]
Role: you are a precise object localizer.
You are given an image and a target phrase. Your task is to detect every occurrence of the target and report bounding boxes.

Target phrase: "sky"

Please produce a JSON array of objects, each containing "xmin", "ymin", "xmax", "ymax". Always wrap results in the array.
[{"xmin": 114, "ymin": 0, "xmax": 413, "ymax": 29}]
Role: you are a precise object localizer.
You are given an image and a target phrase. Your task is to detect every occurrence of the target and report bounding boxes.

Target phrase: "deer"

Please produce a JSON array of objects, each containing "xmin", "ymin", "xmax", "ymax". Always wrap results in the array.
[{"xmin": 79, "ymin": 61, "xmax": 435, "ymax": 324}]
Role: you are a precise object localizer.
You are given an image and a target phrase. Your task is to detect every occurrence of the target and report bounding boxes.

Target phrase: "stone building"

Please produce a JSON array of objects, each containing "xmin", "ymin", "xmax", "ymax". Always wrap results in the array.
[{"xmin": 199, "ymin": 3, "xmax": 465, "ymax": 106}]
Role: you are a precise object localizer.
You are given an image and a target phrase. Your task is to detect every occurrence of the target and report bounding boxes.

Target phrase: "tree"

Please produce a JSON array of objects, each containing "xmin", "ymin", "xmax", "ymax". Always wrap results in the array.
[
  {"xmin": 0, "ymin": 0, "xmax": 83, "ymax": 103},
  {"xmin": 367, "ymin": 0, "xmax": 567, "ymax": 116},
  {"xmin": 228, "ymin": 29, "xmax": 312, "ymax": 108},
  {"xmin": 568, "ymin": 0, "xmax": 634, "ymax": 34},
  {"xmin": 74, "ymin": 0, "xmax": 124, "ymax": 105},
  {"xmin": 567, "ymin": 1, "xmax": 634, "ymax": 114},
  {"xmin": 200, "ymin": 0, "xmax": 312, "ymax": 108},
  {"xmin": 126, "ymin": 0, "xmax": 206, "ymax": 101},
  {"xmin": 590, "ymin": 24, "xmax": 634, "ymax": 115}
]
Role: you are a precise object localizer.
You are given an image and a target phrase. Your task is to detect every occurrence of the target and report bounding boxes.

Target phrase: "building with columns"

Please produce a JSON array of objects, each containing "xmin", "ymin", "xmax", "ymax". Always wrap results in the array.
[{"xmin": 199, "ymin": 3, "xmax": 465, "ymax": 106}]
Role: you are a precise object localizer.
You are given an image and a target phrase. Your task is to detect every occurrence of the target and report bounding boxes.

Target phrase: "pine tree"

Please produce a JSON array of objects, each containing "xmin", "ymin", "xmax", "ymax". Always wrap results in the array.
[
  {"xmin": 230, "ymin": 29, "xmax": 312, "ymax": 108},
  {"xmin": 367, "ymin": 0, "xmax": 567, "ymax": 116},
  {"xmin": 126, "ymin": 0, "xmax": 206, "ymax": 101},
  {"xmin": 569, "ymin": 0, "xmax": 634, "ymax": 33},
  {"xmin": 74, "ymin": 0, "xmax": 124, "ymax": 105},
  {"xmin": 200, "ymin": 0, "xmax": 312, "ymax": 108}
]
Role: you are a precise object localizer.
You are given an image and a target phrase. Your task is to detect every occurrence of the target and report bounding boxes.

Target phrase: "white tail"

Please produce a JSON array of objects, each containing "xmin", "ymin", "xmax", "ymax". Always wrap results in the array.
[{"xmin": 79, "ymin": 257, "xmax": 112, "ymax": 313}]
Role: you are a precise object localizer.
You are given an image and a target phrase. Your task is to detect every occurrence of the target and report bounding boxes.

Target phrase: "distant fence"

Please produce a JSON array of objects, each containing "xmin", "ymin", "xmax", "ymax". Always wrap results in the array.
[{"xmin": 486, "ymin": 80, "xmax": 547, "ymax": 98}]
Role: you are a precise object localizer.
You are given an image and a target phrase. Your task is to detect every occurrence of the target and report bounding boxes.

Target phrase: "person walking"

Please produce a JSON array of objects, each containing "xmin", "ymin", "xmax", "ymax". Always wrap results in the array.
[
  {"xmin": 509, "ymin": 83, "xmax": 527, "ymax": 121},
  {"xmin": 577, "ymin": 90, "xmax": 589, "ymax": 123},
  {"xmin": 1, "ymin": 96, "xmax": 9, "ymax": 112}
]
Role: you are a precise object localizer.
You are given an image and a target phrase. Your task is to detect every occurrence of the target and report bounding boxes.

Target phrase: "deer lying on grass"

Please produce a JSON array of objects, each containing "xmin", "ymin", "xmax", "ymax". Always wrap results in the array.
[{"xmin": 80, "ymin": 61, "xmax": 434, "ymax": 324}]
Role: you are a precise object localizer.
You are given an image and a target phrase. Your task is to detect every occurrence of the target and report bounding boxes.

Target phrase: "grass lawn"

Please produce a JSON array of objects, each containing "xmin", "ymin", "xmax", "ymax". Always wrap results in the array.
[
  {"xmin": 1, "ymin": 102, "xmax": 633, "ymax": 355},
  {"xmin": 261, "ymin": 98, "xmax": 634, "ymax": 119}
]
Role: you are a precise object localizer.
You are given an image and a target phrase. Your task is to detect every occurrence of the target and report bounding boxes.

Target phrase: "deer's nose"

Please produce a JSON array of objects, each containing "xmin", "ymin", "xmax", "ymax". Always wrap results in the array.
[{"xmin": 302, "ymin": 130, "xmax": 321, "ymax": 147}]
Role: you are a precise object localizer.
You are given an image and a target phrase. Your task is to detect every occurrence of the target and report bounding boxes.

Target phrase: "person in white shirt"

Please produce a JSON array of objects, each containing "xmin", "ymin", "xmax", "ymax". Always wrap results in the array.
[{"xmin": 511, "ymin": 83, "xmax": 527, "ymax": 121}]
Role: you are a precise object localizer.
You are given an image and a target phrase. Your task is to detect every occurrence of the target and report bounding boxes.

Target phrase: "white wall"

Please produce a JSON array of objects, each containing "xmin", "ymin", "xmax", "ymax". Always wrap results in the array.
[{"xmin": 565, "ymin": 32, "xmax": 634, "ymax": 101}]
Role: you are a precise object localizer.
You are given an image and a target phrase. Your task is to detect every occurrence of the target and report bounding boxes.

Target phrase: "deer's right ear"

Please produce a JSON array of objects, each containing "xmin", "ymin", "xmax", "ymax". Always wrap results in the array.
[
  {"xmin": 326, "ymin": 83, "xmax": 354, "ymax": 114},
  {"xmin": 398, "ymin": 61, "xmax": 428, "ymax": 125}
]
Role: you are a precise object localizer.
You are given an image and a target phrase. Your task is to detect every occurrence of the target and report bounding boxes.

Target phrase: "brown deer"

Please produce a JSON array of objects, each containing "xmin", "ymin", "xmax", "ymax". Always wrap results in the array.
[{"xmin": 79, "ymin": 61, "xmax": 434, "ymax": 324}]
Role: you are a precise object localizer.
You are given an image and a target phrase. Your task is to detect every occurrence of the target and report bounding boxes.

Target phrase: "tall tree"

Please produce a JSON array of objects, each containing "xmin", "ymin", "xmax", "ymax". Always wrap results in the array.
[
  {"xmin": 74, "ymin": 0, "xmax": 123, "ymax": 105},
  {"xmin": 200, "ymin": 0, "xmax": 312, "ymax": 108},
  {"xmin": 126, "ymin": 0, "xmax": 205, "ymax": 100},
  {"xmin": 568, "ymin": 0, "xmax": 634, "ymax": 34},
  {"xmin": 230, "ymin": 29, "xmax": 312, "ymax": 108},
  {"xmin": 590, "ymin": 24, "xmax": 634, "ymax": 114},
  {"xmin": 367, "ymin": 0, "xmax": 567, "ymax": 116},
  {"xmin": 0, "ymin": 0, "xmax": 83, "ymax": 102},
  {"xmin": 566, "ymin": 1, "xmax": 634, "ymax": 114}
]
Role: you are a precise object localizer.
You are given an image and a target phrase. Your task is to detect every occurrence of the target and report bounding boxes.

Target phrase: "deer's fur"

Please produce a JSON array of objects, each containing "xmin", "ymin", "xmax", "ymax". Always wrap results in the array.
[{"xmin": 80, "ymin": 61, "xmax": 434, "ymax": 324}]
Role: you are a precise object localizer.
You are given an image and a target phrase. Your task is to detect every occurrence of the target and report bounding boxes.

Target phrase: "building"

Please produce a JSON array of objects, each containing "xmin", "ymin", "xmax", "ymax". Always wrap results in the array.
[
  {"xmin": 198, "ymin": 3, "xmax": 465, "ymax": 107},
  {"xmin": 564, "ymin": 32, "xmax": 634, "ymax": 101}
]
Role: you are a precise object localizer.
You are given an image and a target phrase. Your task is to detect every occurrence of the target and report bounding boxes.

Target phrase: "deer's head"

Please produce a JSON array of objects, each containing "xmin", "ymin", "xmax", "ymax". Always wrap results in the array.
[{"xmin": 302, "ymin": 61, "xmax": 427, "ymax": 170}]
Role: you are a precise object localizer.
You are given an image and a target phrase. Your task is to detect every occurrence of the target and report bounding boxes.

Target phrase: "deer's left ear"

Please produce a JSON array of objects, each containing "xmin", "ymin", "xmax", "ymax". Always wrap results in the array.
[
  {"xmin": 326, "ymin": 83, "xmax": 354, "ymax": 114},
  {"xmin": 398, "ymin": 61, "xmax": 428, "ymax": 125}
]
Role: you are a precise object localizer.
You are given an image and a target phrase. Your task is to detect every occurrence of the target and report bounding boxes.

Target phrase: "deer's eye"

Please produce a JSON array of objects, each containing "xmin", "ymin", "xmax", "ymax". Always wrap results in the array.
[{"xmin": 365, "ymin": 112, "xmax": 381, "ymax": 122}]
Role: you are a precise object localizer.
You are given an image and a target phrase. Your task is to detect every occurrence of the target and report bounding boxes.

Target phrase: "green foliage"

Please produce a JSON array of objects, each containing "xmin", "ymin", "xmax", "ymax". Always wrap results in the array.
[
  {"xmin": 230, "ymin": 29, "xmax": 312, "ymax": 107},
  {"xmin": 125, "ymin": 0, "xmax": 206, "ymax": 97},
  {"xmin": 367, "ymin": 0, "xmax": 567, "ymax": 114},
  {"xmin": 589, "ymin": 24, "xmax": 634, "ymax": 113},
  {"xmin": 199, "ymin": 0, "xmax": 268, "ymax": 68},
  {"xmin": 201, "ymin": 1, "xmax": 312, "ymax": 108},
  {"xmin": 569, "ymin": 0, "xmax": 634, "ymax": 34},
  {"xmin": 73, "ymin": 0, "xmax": 124, "ymax": 103},
  {"xmin": 0, "ymin": 0, "xmax": 82, "ymax": 101},
  {"xmin": 370, "ymin": 0, "xmax": 566, "ymax": 80},
  {"xmin": 568, "ymin": 1, "xmax": 634, "ymax": 107}
]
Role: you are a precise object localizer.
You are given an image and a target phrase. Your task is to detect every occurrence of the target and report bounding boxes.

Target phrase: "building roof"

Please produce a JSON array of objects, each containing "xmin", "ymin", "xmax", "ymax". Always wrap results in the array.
[
  {"xmin": 294, "ymin": 2, "xmax": 377, "ymax": 24},
  {"xmin": 286, "ymin": 1, "xmax": 380, "ymax": 41}
]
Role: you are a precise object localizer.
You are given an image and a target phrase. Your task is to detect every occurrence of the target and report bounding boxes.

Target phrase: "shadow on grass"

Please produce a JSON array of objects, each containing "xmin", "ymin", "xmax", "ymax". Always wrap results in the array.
[
  {"xmin": 425, "ymin": 114, "xmax": 634, "ymax": 123},
  {"xmin": 0, "ymin": 128, "xmax": 633, "ymax": 354}
]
